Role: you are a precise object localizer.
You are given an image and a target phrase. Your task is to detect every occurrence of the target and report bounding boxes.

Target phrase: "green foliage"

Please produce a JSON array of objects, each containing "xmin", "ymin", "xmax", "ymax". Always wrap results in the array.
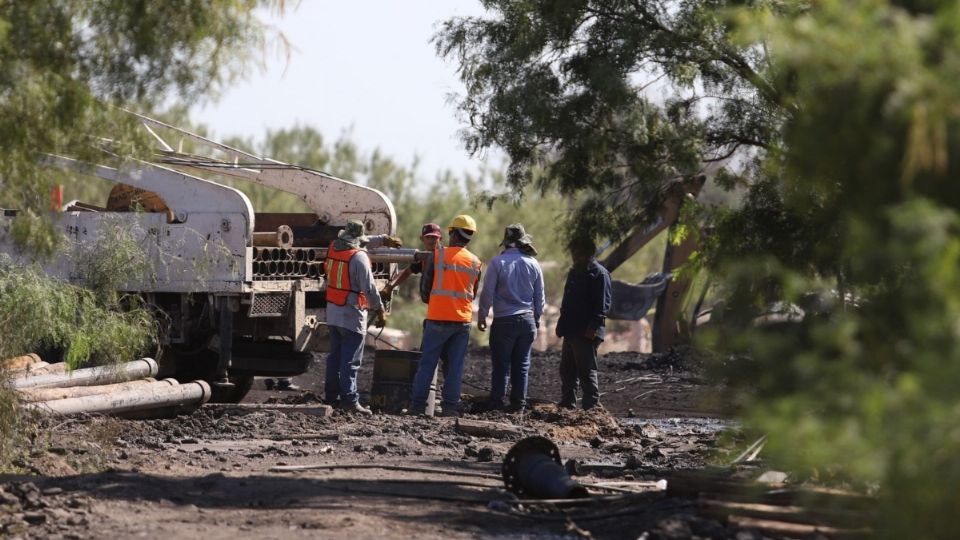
[
  {"xmin": 443, "ymin": 0, "xmax": 960, "ymax": 533},
  {"xmin": 0, "ymin": 1, "xmax": 278, "ymax": 466},
  {"xmin": 0, "ymin": 255, "xmax": 156, "ymax": 370},
  {"xmin": 435, "ymin": 0, "xmax": 778, "ymax": 244},
  {"xmin": 693, "ymin": 1, "xmax": 960, "ymax": 536},
  {"xmin": 0, "ymin": 0, "xmax": 283, "ymax": 251},
  {"xmin": 72, "ymin": 217, "xmax": 156, "ymax": 303}
]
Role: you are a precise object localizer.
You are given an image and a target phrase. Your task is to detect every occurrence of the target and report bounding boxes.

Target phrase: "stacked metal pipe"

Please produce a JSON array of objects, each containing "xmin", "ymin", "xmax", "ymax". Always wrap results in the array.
[
  {"xmin": 4, "ymin": 356, "xmax": 212, "ymax": 416},
  {"xmin": 251, "ymin": 247, "xmax": 427, "ymax": 281}
]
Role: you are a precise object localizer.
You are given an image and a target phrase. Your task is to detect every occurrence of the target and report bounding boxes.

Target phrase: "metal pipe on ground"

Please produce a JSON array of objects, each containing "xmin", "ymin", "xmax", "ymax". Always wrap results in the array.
[
  {"xmin": 11, "ymin": 362, "xmax": 69, "ymax": 377},
  {"xmin": 10, "ymin": 358, "xmax": 159, "ymax": 390},
  {"xmin": 17, "ymin": 378, "xmax": 158, "ymax": 402},
  {"xmin": 26, "ymin": 379, "xmax": 211, "ymax": 415},
  {"xmin": 8, "ymin": 361, "xmax": 49, "ymax": 376},
  {"xmin": 502, "ymin": 436, "xmax": 589, "ymax": 499},
  {"xmin": 252, "ymin": 225, "xmax": 294, "ymax": 249},
  {"xmin": 2, "ymin": 353, "xmax": 42, "ymax": 371}
]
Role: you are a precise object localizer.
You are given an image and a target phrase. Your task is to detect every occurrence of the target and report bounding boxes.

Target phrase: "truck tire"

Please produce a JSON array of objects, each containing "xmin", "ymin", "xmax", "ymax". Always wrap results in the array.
[{"xmin": 162, "ymin": 349, "xmax": 255, "ymax": 403}]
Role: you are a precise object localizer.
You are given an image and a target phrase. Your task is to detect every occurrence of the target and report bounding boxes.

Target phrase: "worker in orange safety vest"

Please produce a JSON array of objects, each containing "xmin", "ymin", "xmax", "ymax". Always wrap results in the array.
[
  {"xmin": 409, "ymin": 214, "xmax": 482, "ymax": 417},
  {"xmin": 321, "ymin": 220, "xmax": 401, "ymax": 414}
]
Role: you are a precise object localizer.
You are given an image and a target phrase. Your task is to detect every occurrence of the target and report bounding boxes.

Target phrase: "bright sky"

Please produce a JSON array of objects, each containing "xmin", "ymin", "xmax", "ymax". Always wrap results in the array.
[{"xmin": 191, "ymin": 1, "xmax": 491, "ymax": 179}]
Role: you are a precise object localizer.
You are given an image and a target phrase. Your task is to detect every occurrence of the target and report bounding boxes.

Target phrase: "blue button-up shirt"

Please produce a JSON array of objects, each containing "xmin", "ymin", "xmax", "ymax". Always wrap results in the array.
[{"xmin": 478, "ymin": 248, "xmax": 545, "ymax": 322}]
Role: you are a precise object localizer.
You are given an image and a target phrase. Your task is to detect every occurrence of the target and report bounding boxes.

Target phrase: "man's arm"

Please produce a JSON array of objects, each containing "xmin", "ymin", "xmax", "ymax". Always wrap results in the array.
[
  {"xmin": 585, "ymin": 267, "xmax": 611, "ymax": 337},
  {"xmin": 555, "ymin": 271, "xmax": 573, "ymax": 338},
  {"xmin": 384, "ymin": 266, "xmax": 413, "ymax": 292},
  {"xmin": 533, "ymin": 260, "xmax": 545, "ymax": 326},
  {"xmin": 477, "ymin": 258, "xmax": 499, "ymax": 322},
  {"xmin": 365, "ymin": 234, "xmax": 402, "ymax": 250},
  {"xmin": 419, "ymin": 252, "xmax": 434, "ymax": 304},
  {"xmin": 473, "ymin": 266, "xmax": 483, "ymax": 326},
  {"xmin": 365, "ymin": 235, "xmax": 387, "ymax": 249},
  {"xmin": 600, "ymin": 268, "xmax": 612, "ymax": 318},
  {"xmin": 351, "ymin": 252, "xmax": 383, "ymax": 313}
]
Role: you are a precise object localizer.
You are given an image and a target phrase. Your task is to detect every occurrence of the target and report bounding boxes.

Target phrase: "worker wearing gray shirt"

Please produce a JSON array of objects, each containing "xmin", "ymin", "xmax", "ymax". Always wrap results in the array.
[
  {"xmin": 477, "ymin": 224, "xmax": 545, "ymax": 412},
  {"xmin": 324, "ymin": 220, "xmax": 400, "ymax": 414}
]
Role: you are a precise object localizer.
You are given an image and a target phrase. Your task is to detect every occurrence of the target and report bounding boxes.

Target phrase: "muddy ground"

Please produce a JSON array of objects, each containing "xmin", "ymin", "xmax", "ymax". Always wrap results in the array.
[{"xmin": 0, "ymin": 348, "xmax": 766, "ymax": 540}]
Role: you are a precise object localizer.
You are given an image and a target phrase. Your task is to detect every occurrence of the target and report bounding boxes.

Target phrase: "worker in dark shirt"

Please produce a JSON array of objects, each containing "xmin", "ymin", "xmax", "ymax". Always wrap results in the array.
[
  {"xmin": 382, "ymin": 223, "xmax": 442, "ymax": 294},
  {"xmin": 556, "ymin": 235, "xmax": 612, "ymax": 410}
]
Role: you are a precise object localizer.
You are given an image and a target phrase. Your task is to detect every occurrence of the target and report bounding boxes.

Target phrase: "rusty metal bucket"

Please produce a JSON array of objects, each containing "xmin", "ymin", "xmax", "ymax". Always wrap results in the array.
[{"xmin": 369, "ymin": 350, "xmax": 436, "ymax": 415}]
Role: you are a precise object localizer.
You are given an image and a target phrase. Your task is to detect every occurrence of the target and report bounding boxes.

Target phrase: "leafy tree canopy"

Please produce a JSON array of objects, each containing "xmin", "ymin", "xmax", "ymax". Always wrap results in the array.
[
  {"xmin": 0, "ymin": 0, "xmax": 284, "ymax": 251},
  {"xmin": 435, "ymin": 0, "xmax": 781, "ymax": 243},
  {"xmin": 439, "ymin": 0, "xmax": 960, "ymax": 535}
]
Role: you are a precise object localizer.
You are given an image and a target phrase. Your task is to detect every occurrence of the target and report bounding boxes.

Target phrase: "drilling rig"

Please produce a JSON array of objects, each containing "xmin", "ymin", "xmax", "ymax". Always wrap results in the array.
[{"xmin": 0, "ymin": 114, "xmax": 420, "ymax": 401}]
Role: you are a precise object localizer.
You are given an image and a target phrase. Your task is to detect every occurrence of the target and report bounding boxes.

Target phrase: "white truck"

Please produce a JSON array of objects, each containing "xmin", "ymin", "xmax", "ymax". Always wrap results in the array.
[{"xmin": 0, "ymin": 114, "xmax": 416, "ymax": 401}]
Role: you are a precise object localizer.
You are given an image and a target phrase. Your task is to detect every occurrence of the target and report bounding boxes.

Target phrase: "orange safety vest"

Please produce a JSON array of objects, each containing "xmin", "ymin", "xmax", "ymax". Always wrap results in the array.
[
  {"xmin": 325, "ymin": 242, "xmax": 370, "ymax": 309},
  {"xmin": 426, "ymin": 245, "xmax": 482, "ymax": 323}
]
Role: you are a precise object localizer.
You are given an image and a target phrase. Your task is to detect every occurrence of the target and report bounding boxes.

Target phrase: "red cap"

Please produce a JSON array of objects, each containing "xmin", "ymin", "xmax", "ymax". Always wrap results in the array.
[{"xmin": 421, "ymin": 223, "xmax": 442, "ymax": 238}]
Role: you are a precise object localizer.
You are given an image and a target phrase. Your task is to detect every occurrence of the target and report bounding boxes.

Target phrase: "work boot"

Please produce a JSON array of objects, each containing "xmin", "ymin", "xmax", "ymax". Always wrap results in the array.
[
  {"xmin": 341, "ymin": 402, "xmax": 373, "ymax": 415},
  {"xmin": 263, "ymin": 378, "xmax": 276, "ymax": 390},
  {"xmin": 485, "ymin": 401, "xmax": 504, "ymax": 412},
  {"xmin": 558, "ymin": 401, "xmax": 576, "ymax": 410},
  {"xmin": 276, "ymin": 378, "xmax": 301, "ymax": 391},
  {"xmin": 506, "ymin": 402, "xmax": 526, "ymax": 413},
  {"xmin": 437, "ymin": 406, "xmax": 460, "ymax": 418},
  {"xmin": 406, "ymin": 406, "xmax": 427, "ymax": 417}
]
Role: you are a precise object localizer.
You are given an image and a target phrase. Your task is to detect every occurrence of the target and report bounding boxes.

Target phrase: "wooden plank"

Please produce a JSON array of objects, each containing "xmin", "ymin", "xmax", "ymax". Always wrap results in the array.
[
  {"xmin": 701, "ymin": 498, "xmax": 870, "ymax": 528},
  {"xmin": 728, "ymin": 515, "xmax": 871, "ymax": 538},
  {"xmin": 455, "ymin": 418, "xmax": 523, "ymax": 439},
  {"xmin": 204, "ymin": 403, "xmax": 334, "ymax": 417},
  {"xmin": 666, "ymin": 471, "xmax": 875, "ymax": 511}
]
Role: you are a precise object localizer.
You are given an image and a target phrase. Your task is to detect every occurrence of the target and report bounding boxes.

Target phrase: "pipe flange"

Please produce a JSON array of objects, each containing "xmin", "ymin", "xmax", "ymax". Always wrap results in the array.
[{"xmin": 502, "ymin": 436, "xmax": 563, "ymax": 497}]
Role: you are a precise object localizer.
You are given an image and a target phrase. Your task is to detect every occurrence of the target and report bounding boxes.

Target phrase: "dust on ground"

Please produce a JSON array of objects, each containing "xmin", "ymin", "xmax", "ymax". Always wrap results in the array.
[{"xmin": 0, "ymin": 348, "xmax": 753, "ymax": 540}]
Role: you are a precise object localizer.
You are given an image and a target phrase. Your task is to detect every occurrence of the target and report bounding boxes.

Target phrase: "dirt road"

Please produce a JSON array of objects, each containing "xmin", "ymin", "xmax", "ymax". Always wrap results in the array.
[{"xmin": 0, "ymin": 348, "xmax": 738, "ymax": 540}]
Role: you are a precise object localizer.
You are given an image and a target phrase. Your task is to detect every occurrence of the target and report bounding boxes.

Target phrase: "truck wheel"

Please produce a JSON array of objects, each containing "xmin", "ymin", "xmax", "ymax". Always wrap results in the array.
[{"xmin": 209, "ymin": 375, "xmax": 254, "ymax": 403}]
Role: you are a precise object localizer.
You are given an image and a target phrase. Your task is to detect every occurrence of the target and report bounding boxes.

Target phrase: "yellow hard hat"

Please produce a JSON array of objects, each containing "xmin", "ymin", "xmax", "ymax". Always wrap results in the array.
[{"xmin": 448, "ymin": 214, "xmax": 477, "ymax": 232}]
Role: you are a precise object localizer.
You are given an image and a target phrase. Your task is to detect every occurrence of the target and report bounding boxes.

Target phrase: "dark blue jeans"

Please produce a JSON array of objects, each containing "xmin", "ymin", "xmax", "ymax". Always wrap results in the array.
[
  {"xmin": 411, "ymin": 320, "xmax": 470, "ymax": 412},
  {"xmin": 324, "ymin": 325, "xmax": 365, "ymax": 406},
  {"xmin": 488, "ymin": 312, "xmax": 537, "ymax": 408},
  {"xmin": 559, "ymin": 336, "xmax": 600, "ymax": 409}
]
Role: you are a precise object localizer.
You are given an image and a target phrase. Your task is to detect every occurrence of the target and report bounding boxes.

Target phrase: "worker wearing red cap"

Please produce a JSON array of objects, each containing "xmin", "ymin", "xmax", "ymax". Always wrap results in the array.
[{"xmin": 382, "ymin": 223, "xmax": 443, "ymax": 295}]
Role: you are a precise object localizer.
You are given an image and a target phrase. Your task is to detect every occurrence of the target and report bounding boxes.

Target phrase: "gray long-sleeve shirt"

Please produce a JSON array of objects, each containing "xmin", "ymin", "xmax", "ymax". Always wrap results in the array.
[
  {"xmin": 325, "ymin": 236, "xmax": 386, "ymax": 334},
  {"xmin": 477, "ymin": 248, "xmax": 545, "ymax": 322}
]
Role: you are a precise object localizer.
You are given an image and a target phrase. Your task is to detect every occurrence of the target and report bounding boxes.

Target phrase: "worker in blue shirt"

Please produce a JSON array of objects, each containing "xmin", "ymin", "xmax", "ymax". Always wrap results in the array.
[
  {"xmin": 477, "ymin": 224, "xmax": 545, "ymax": 412},
  {"xmin": 556, "ymin": 235, "xmax": 612, "ymax": 410}
]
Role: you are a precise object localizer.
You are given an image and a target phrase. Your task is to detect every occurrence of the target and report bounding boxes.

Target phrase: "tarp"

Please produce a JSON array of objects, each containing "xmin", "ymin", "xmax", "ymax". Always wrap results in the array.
[{"xmin": 608, "ymin": 273, "xmax": 671, "ymax": 321}]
